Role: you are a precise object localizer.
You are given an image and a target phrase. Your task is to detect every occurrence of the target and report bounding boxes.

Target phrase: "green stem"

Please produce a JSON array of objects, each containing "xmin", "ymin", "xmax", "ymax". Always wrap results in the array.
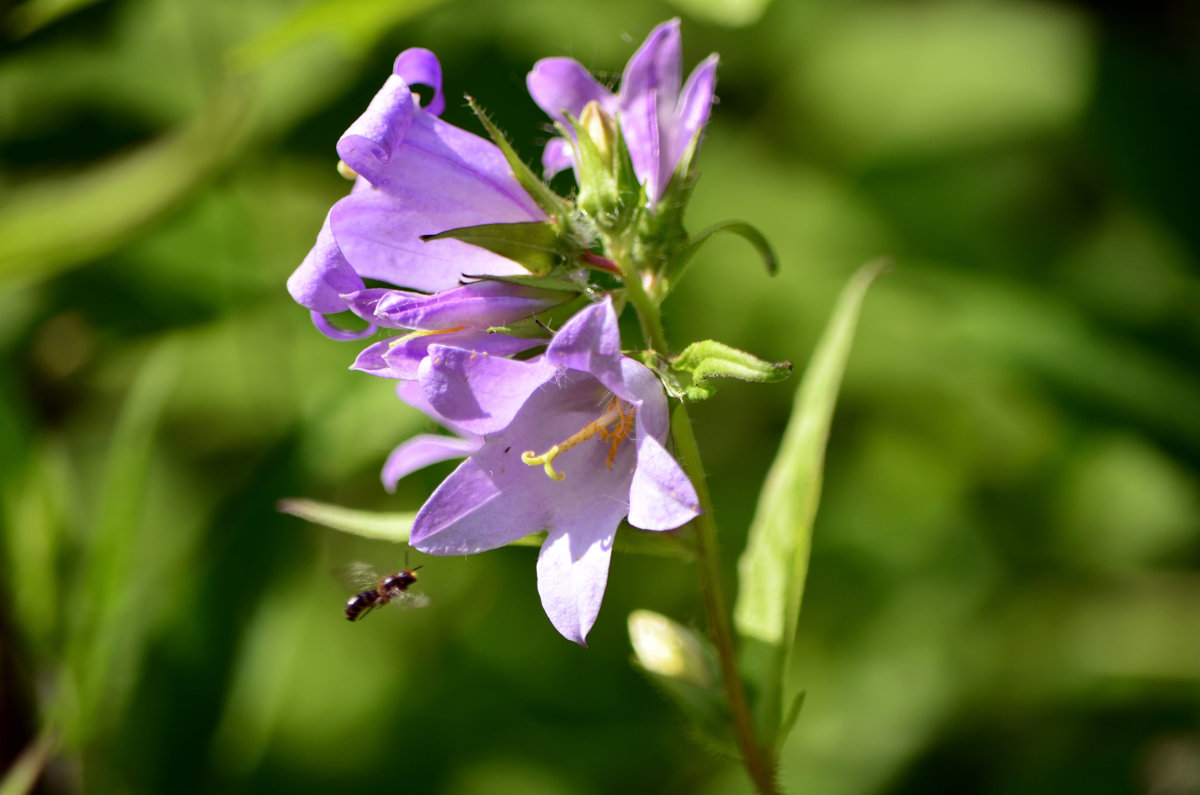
[
  {"xmin": 616, "ymin": 243, "xmax": 776, "ymax": 792},
  {"xmin": 672, "ymin": 404, "xmax": 780, "ymax": 795},
  {"xmin": 613, "ymin": 249, "xmax": 669, "ymax": 353}
]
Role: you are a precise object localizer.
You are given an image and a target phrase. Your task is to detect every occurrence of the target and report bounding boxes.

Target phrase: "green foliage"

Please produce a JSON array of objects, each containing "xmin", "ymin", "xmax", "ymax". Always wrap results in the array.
[{"xmin": 733, "ymin": 260, "xmax": 887, "ymax": 747}]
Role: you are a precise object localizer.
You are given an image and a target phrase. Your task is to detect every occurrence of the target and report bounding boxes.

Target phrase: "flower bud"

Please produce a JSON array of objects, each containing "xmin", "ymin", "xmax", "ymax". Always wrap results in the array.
[
  {"xmin": 628, "ymin": 609, "xmax": 714, "ymax": 689},
  {"xmin": 579, "ymin": 101, "xmax": 616, "ymax": 168}
]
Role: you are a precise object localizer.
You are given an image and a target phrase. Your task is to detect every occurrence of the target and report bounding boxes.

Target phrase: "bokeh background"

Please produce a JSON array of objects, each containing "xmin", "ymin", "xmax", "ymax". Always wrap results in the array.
[{"xmin": 2, "ymin": 0, "xmax": 1198, "ymax": 792}]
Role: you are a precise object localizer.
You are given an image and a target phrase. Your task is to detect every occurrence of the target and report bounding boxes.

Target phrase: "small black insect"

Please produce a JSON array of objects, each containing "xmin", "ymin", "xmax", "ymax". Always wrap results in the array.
[{"xmin": 342, "ymin": 565, "xmax": 428, "ymax": 621}]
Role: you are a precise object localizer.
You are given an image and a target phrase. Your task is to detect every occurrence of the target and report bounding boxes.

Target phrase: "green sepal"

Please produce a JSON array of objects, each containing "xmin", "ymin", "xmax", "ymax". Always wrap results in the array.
[
  {"xmin": 562, "ymin": 114, "xmax": 618, "ymax": 224},
  {"xmin": 466, "ymin": 96, "xmax": 569, "ymax": 219},
  {"xmin": 671, "ymin": 340, "xmax": 792, "ymax": 400},
  {"xmin": 662, "ymin": 220, "xmax": 778, "ymax": 295},
  {"xmin": 422, "ymin": 221, "xmax": 561, "ymax": 276},
  {"xmin": 463, "ymin": 270, "xmax": 591, "ymax": 294}
]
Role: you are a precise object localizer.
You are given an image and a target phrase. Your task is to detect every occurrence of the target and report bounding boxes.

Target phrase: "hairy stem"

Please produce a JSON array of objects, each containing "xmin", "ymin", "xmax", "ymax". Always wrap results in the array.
[
  {"xmin": 616, "ymin": 242, "xmax": 776, "ymax": 792},
  {"xmin": 613, "ymin": 248, "xmax": 669, "ymax": 354},
  {"xmin": 672, "ymin": 404, "xmax": 780, "ymax": 794}
]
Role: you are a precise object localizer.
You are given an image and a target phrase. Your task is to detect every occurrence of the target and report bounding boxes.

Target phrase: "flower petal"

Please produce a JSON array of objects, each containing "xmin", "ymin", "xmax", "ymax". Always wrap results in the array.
[
  {"xmin": 380, "ymin": 281, "xmax": 569, "ymax": 330},
  {"xmin": 627, "ymin": 433, "xmax": 700, "ymax": 530},
  {"xmin": 545, "ymin": 298, "xmax": 622, "ymax": 388},
  {"xmin": 527, "ymin": 57, "xmax": 614, "ymax": 125},
  {"xmin": 619, "ymin": 86, "xmax": 664, "ymax": 204},
  {"xmin": 667, "ymin": 53, "xmax": 719, "ymax": 174},
  {"xmin": 310, "ymin": 311, "xmax": 376, "ymax": 342},
  {"xmin": 330, "ymin": 110, "xmax": 546, "ymax": 293},
  {"xmin": 287, "ymin": 212, "xmax": 366, "ymax": 313},
  {"xmin": 541, "ymin": 137, "xmax": 574, "ymax": 179},
  {"xmin": 419, "ymin": 346, "xmax": 557, "ymax": 435},
  {"xmin": 336, "ymin": 75, "xmax": 416, "ymax": 186},
  {"xmin": 393, "ymin": 48, "xmax": 445, "ymax": 116},
  {"xmin": 382, "ymin": 433, "xmax": 481, "ymax": 492},
  {"xmin": 620, "ymin": 19, "xmax": 682, "ymax": 105},
  {"xmin": 382, "ymin": 328, "xmax": 544, "ymax": 381},
  {"xmin": 536, "ymin": 514, "xmax": 622, "ymax": 646}
]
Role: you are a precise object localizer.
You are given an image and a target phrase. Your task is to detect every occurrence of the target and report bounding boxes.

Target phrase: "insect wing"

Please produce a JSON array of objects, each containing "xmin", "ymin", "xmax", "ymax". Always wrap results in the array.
[
  {"xmin": 337, "ymin": 561, "xmax": 380, "ymax": 591},
  {"xmin": 390, "ymin": 590, "xmax": 431, "ymax": 610}
]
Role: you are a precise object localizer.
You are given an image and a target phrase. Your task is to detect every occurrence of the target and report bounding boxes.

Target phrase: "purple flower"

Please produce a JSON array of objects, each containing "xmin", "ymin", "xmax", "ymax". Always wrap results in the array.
[
  {"xmin": 343, "ymin": 280, "xmax": 573, "ymax": 380},
  {"xmin": 288, "ymin": 48, "xmax": 548, "ymax": 336},
  {"xmin": 527, "ymin": 19, "xmax": 718, "ymax": 206},
  {"xmin": 391, "ymin": 298, "xmax": 700, "ymax": 644}
]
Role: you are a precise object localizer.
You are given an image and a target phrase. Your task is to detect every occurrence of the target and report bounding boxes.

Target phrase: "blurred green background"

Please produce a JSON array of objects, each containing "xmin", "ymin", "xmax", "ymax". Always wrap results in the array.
[{"xmin": 2, "ymin": 0, "xmax": 1198, "ymax": 792}]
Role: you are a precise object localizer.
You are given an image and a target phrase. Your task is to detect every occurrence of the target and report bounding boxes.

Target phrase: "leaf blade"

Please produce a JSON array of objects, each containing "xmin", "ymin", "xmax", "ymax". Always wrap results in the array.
[{"xmin": 733, "ymin": 258, "xmax": 889, "ymax": 742}]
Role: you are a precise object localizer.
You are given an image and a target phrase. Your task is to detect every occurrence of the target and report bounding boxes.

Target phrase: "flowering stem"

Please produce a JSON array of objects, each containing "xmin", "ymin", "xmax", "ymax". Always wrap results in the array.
[
  {"xmin": 671, "ymin": 404, "xmax": 780, "ymax": 794},
  {"xmin": 612, "ymin": 247, "xmax": 669, "ymax": 354},
  {"xmin": 617, "ymin": 243, "xmax": 776, "ymax": 792}
]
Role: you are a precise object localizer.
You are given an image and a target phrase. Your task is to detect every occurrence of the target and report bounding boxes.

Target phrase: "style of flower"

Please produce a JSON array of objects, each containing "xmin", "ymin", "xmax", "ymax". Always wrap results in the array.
[
  {"xmin": 389, "ymin": 298, "xmax": 700, "ymax": 645},
  {"xmin": 288, "ymin": 48, "xmax": 548, "ymax": 338},
  {"xmin": 527, "ymin": 18, "xmax": 718, "ymax": 206},
  {"xmin": 343, "ymin": 280, "xmax": 575, "ymax": 380}
]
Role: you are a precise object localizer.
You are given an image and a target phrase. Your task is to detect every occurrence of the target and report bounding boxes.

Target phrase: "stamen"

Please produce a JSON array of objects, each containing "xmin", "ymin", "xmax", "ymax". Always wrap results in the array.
[
  {"xmin": 522, "ymin": 398, "xmax": 635, "ymax": 481},
  {"xmin": 336, "ymin": 160, "xmax": 359, "ymax": 180}
]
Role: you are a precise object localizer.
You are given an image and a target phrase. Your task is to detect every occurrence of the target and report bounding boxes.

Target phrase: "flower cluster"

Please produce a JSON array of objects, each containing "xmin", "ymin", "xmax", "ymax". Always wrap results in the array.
[{"xmin": 289, "ymin": 20, "xmax": 718, "ymax": 644}]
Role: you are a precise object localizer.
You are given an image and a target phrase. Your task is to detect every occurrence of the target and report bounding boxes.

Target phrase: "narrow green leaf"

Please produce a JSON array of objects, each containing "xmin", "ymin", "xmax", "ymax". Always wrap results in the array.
[
  {"xmin": 7, "ymin": 0, "xmax": 104, "ymax": 37},
  {"xmin": 278, "ymin": 499, "xmax": 692, "ymax": 558},
  {"xmin": 230, "ymin": 0, "xmax": 447, "ymax": 68},
  {"xmin": 673, "ymin": 340, "xmax": 792, "ymax": 400},
  {"xmin": 0, "ymin": 95, "xmax": 249, "ymax": 286},
  {"xmin": 664, "ymin": 220, "xmax": 778, "ymax": 295},
  {"xmin": 422, "ymin": 221, "xmax": 560, "ymax": 276},
  {"xmin": 277, "ymin": 499, "xmax": 416, "ymax": 543},
  {"xmin": 0, "ymin": 729, "xmax": 57, "ymax": 795},
  {"xmin": 733, "ymin": 258, "xmax": 889, "ymax": 744},
  {"xmin": 466, "ymin": 97, "xmax": 569, "ymax": 219},
  {"xmin": 64, "ymin": 341, "xmax": 181, "ymax": 742}
]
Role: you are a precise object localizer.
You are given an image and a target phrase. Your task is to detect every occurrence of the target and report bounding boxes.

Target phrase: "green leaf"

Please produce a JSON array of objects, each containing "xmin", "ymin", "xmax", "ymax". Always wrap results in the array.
[
  {"xmin": 0, "ymin": 729, "xmax": 57, "ymax": 795},
  {"xmin": 276, "ymin": 499, "xmax": 416, "ymax": 543},
  {"xmin": 672, "ymin": 340, "xmax": 792, "ymax": 400},
  {"xmin": 0, "ymin": 94, "xmax": 249, "ymax": 287},
  {"xmin": 466, "ymin": 97, "xmax": 570, "ymax": 219},
  {"xmin": 422, "ymin": 221, "xmax": 561, "ymax": 276},
  {"xmin": 664, "ymin": 0, "xmax": 777, "ymax": 27},
  {"xmin": 7, "ymin": 0, "xmax": 104, "ymax": 37},
  {"xmin": 664, "ymin": 220, "xmax": 778, "ymax": 295},
  {"xmin": 63, "ymin": 341, "xmax": 181, "ymax": 743},
  {"xmin": 732, "ymin": 258, "xmax": 889, "ymax": 745},
  {"xmin": 230, "ymin": 0, "xmax": 447, "ymax": 68},
  {"xmin": 279, "ymin": 499, "xmax": 693, "ymax": 558}
]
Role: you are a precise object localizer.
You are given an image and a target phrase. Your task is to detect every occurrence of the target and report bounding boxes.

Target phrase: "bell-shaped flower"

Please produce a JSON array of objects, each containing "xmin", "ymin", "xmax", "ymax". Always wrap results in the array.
[
  {"xmin": 343, "ymin": 280, "xmax": 574, "ymax": 380},
  {"xmin": 288, "ymin": 48, "xmax": 549, "ymax": 337},
  {"xmin": 527, "ymin": 18, "xmax": 718, "ymax": 206},
  {"xmin": 395, "ymin": 298, "xmax": 700, "ymax": 644}
]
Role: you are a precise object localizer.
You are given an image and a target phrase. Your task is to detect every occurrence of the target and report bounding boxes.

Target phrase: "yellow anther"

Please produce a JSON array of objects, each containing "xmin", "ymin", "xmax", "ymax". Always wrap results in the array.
[
  {"xmin": 521, "ymin": 398, "xmax": 635, "ymax": 481},
  {"xmin": 337, "ymin": 160, "xmax": 359, "ymax": 180}
]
